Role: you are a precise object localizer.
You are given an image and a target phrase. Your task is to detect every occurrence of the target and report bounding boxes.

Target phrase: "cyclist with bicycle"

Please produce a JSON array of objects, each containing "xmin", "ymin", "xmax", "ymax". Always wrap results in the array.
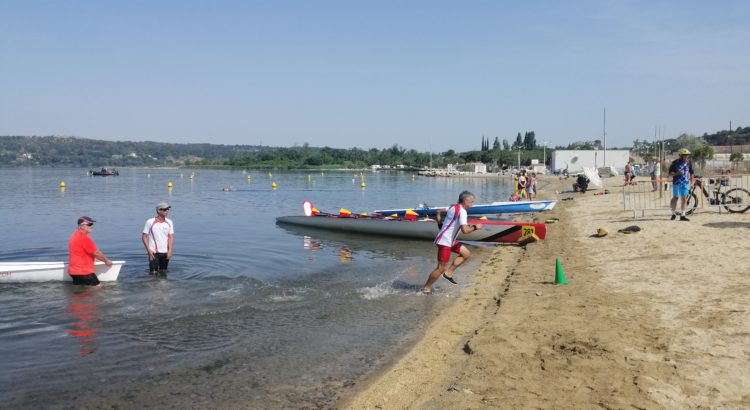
[{"xmin": 669, "ymin": 148, "xmax": 694, "ymax": 221}]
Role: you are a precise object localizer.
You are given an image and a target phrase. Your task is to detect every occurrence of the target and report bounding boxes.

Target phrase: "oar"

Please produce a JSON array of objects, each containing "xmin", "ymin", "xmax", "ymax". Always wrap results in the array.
[
  {"xmin": 459, "ymin": 233, "xmax": 540, "ymax": 247},
  {"xmin": 458, "ymin": 240, "xmax": 518, "ymax": 247},
  {"xmin": 302, "ymin": 201, "xmax": 372, "ymax": 218},
  {"xmin": 303, "ymin": 201, "xmax": 334, "ymax": 217}
]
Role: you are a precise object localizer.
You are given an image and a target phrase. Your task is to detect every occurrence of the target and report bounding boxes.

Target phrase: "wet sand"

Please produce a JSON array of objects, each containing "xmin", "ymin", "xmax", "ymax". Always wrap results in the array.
[{"xmin": 342, "ymin": 176, "xmax": 750, "ymax": 409}]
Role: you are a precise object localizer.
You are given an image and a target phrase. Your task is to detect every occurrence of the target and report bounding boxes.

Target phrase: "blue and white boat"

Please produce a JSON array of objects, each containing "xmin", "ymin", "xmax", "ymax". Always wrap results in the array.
[{"xmin": 374, "ymin": 200, "xmax": 556, "ymax": 217}]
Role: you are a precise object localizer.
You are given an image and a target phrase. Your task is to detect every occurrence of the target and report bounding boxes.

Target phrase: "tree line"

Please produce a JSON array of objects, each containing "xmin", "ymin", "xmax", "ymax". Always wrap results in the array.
[{"xmin": 2, "ymin": 126, "xmax": 745, "ymax": 169}]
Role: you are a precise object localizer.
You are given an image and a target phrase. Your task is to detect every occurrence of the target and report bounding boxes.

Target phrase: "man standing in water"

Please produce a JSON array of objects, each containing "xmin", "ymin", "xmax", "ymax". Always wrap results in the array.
[
  {"xmin": 420, "ymin": 191, "xmax": 483, "ymax": 295},
  {"xmin": 142, "ymin": 202, "xmax": 174, "ymax": 275},
  {"xmin": 68, "ymin": 216, "xmax": 112, "ymax": 286},
  {"xmin": 669, "ymin": 149, "xmax": 694, "ymax": 221}
]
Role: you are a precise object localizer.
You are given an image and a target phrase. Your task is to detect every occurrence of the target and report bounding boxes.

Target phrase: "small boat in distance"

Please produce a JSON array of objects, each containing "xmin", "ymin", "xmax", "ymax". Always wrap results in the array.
[
  {"xmin": 89, "ymin": 167, "xmax": 119, "ymax": 176},
  {"xmin": 0, "ymin": 261, "xmax": 125, "ymax": 283}
]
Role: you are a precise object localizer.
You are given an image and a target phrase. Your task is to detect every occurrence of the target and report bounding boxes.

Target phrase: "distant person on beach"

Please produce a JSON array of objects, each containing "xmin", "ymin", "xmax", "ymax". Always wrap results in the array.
[
  {"xmin": 142, "ymin": 202, "xmax": 174, "ymax": 275},
  {"xmin": 668, "ymin": 149, "xmax": 694, "ymax": 221},
  {"xmin": 717, "ymin": 169, "xmax": 730, "ymax": 187},
  {"xmin": 624, "ymin": 162, "xmax": 635, "ymax": 186},
  {"xmin": 573, "ymin": 174, "xmax": 589, "ymax": 193},
  {"xmin": 517, "ymin": 171, "xmax": 528, "ymax": 199},
  {"xmin": 68, "ymin": 216, "xmax": 113, "ymax": 286},
  {"xmin": 649, "ymin": 159, "xmax": 660, "ymax": 191},
  {"xmin": 528, "ymin": 172, "xmax": 537, "ymax": 199},
  {"xmin": 419, "ymin": 191, "xmax": 483, "ymax": 295}
]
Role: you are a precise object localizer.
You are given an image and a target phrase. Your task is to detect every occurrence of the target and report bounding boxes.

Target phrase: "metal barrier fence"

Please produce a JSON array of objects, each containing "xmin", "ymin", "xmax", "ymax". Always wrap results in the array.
[{"xmin": 622, "ymin": 173, "xmax": 750, "ymax": 219}]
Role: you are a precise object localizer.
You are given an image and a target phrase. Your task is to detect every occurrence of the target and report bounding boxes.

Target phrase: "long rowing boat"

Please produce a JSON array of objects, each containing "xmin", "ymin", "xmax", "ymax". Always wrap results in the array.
[
  {"xmin": 374, "ymin": 200, "xmax": 556, "ymax": 217},
  {"xmin": 0, "ymin": 261, "xmax": 125, "ymax": 283},
  {"xmin": 276, "ymin": 215, "xmax": 545, "ymax": 243}
]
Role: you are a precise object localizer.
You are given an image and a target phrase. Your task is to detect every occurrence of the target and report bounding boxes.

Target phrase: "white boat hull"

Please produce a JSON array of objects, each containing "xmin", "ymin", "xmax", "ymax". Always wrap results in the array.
[{"xmin": 0, "ymin": 261, "xmax": 125, "ymax": 283}]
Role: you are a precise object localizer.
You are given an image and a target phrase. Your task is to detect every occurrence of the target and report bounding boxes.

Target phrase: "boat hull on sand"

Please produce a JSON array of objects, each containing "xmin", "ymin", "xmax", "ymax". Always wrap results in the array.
[
  {"xmin": 276, "ymin": 216, "xmax": 545, "ymax": 243},
  {"xmin": 0, "ymin": 261, "xmax": 125, "ymax": 283},
  {"xmin": 374, "ymin": 200, "xmax": 556, "ymax": 217}
]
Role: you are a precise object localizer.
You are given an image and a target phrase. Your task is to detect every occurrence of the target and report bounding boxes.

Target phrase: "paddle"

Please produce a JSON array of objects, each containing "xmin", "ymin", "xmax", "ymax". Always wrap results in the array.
[
  {"xmin": 303, "ymin": 200, "xmax": 330, "ymax": 217},
  {"xmin": 458, "ymin": 240, "xmax": 518, "ymax": 247},
  {"xmin": 303, "ymin": 201, "xmax": 409, "ymax": 220},
  {"xmin": 303, "ymin": 201, "xmax": 369, "ymax": 218}
]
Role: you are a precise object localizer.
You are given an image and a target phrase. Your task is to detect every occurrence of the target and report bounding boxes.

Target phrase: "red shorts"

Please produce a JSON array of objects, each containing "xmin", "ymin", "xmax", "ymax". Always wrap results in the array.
[{"xmin": 437, "ymin": 243, "xmax": 462, "ymax": 263}]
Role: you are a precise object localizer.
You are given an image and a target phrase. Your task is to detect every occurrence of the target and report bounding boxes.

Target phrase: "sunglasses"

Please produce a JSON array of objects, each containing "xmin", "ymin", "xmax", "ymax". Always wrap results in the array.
[
  {"xmin": 84, "ymin": 223, "xmax": 94, "ymax": 227},
  {"xmin": 159, "ymin": 208, "xmax": 170, "ymax": 211}
]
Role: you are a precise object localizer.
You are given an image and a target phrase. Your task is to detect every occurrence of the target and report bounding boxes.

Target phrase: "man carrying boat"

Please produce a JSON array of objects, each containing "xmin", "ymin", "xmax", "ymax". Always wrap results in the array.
[
  {"xmin": 68, "ymin": 216, "xmax": 113, "ymax": 286},
  {"xmin": 142, "ymin": 202, "xmax": 174, "ymax": 275},
  {"xmin": 420, "ymin": 191, "xmax": 483, "ymax": 295}
]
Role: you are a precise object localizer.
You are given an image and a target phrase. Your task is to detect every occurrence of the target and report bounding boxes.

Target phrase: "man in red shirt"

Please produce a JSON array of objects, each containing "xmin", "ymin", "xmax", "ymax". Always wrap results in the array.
[{"xmin": 68, "ymin": 216, "xmax": 112, "ymax": 286}]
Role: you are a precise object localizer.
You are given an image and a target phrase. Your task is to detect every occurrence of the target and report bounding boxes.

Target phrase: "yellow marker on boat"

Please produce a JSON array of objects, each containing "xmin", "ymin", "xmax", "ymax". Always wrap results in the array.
[
  {"xmin": 59, "ymin": 181, "xmax": 65, "ymax": 188},
  {"xmin": 272, "ymin": 182, "xmax": 277, "ymax": 189},
  {"xmin": 167, "ymin": 182, "xmax": 173, "ymax": 188}
]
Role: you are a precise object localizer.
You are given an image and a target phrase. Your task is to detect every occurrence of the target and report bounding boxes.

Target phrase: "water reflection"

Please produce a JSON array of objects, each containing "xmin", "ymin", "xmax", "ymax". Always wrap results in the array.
[
  {"xmin": 278, "ymin": 223, "xmax": 432, "ymax": 260},
  {"xmin": 339, "ymin": 247, "xmax": 352, "ymax": 262},
  {"xmin": 303, "ymin": 235, "xmax": 319, "ymax": 251},
  {"xmin": 65, "ymin": 286, "xmax": 101, "ymax": 356}
]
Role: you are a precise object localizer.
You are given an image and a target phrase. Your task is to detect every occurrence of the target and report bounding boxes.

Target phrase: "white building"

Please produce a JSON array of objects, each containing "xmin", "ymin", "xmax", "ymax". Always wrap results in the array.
[
  {"xmin": 466, "ymin": 162, "xmax": 487, "ymax": 174},
  {"xmin": 551, "ymin": 150, "xmax": 631, "ymax": 174}
]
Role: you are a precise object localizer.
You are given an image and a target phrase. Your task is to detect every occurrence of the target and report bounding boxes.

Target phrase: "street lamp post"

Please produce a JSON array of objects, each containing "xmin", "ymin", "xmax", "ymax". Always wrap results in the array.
[
  {"xmin": 542, "ymin": 141, "xmax": 549, "ymax": 173},
  {"xmin": 517, "ymin": 146, "xmax": 521, "ymax": 172}
]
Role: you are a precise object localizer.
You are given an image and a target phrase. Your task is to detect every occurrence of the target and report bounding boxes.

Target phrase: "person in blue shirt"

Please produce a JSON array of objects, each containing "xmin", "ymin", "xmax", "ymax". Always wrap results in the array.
[{"xmin": 668, "ymin": 148, "xmax": 694, "ymax": 221}]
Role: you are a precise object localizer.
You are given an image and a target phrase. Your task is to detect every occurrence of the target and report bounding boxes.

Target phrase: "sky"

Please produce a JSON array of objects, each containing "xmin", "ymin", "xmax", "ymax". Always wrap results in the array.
[{"xmin": 1, "ymin": 0, "xmax": 748, "ymax": 152}]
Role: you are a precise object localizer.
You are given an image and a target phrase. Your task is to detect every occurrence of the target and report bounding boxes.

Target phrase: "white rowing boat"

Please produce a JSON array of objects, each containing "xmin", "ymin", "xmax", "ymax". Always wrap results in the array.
[{"xmin": 0, "ymin": 261, "xmax": 125, "ymax": 283}]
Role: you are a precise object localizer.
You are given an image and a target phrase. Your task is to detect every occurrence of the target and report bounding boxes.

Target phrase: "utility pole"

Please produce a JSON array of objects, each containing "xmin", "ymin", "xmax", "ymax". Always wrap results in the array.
[
  {"xmin": 517, "ymin": 147, "xmax": 521, "ymax": 171},
  {"xmin": 603, "ymin": 107, "xmax": 607, "ymax": 166}
]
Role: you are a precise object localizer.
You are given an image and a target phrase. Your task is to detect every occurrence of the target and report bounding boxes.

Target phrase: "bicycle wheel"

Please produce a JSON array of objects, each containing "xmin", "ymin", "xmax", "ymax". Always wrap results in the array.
[
  {"xmin": 722, "ymin": 188, "xmax": 750, "ymax": 213},
  {"xmin": 685, "ymin": 192, "xmax": 699, "ymax": 215}
]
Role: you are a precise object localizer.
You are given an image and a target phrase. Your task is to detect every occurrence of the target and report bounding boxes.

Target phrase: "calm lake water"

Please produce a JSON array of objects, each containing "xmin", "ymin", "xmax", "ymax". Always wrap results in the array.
[{"xmin": 0, "ymin": 168, "xmax": 514, "ymax": 408}]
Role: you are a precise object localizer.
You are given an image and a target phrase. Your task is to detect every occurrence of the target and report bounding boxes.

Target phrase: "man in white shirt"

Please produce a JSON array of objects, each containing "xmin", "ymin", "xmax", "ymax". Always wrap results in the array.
[
  {"xmin": 419, "ymin": 191, "xmax": 483, "ymax": 295},
  {"xmin": 142, "ymin": 202, "xmax": 174, "ymax": 276}
]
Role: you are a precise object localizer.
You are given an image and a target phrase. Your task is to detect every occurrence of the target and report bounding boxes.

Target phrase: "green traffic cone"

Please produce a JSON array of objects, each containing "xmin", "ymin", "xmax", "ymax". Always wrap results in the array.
[{"xmin": 555, "ymin": 258, "xmax": 568, "ymax": 285}]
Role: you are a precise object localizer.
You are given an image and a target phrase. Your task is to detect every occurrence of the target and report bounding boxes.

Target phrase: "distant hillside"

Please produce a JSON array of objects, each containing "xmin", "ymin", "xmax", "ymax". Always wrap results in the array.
[{"xmin": 0, "ymin": 136, "xmax": 266, "ymax": 167}]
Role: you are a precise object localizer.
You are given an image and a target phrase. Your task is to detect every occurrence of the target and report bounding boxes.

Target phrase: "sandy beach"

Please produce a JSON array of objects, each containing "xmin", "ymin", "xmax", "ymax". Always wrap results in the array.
[{"xmin": 342, "ymin": 175, "xmax": 750, "ymax": 409}]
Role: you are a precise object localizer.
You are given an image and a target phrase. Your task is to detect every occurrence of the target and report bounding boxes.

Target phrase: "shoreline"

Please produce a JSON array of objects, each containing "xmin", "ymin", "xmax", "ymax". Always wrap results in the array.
[{"xmin": 340, "ymin": 176, "xmax": 750, "ymax": 408}]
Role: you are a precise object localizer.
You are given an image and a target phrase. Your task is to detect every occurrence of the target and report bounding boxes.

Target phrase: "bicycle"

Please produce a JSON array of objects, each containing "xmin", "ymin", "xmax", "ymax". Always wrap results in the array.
[{"xmin": 685, "ymin": 176, "xmax": 750, "ymax": 214}]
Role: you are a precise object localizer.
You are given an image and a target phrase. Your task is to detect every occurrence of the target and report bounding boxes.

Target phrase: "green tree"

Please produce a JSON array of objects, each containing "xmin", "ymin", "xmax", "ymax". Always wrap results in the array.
[
  {"xmin": 502, "ymin": 139, "xmax": 510, "ymax": 150},
  {"xmin": 523, "ymin": 131, "xmax": 536, "ymax": 150},
  {"xmin": 670, "ymin": 133, "xmax": 705, "ymax": 154},
  {"xmin": 512, "ymin": 133, "xmax": 522, "ymax": 150},
  {"xmin": 493, "ymin": 137, "xmax": 500, "ymax": 150},
  {"xmin": 691, "ymin": 145, "xmax": 714, "ymax": 170},
  {"xmin": 730, "ymin": 152, "xmax": 744, "ymax": 164}
]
